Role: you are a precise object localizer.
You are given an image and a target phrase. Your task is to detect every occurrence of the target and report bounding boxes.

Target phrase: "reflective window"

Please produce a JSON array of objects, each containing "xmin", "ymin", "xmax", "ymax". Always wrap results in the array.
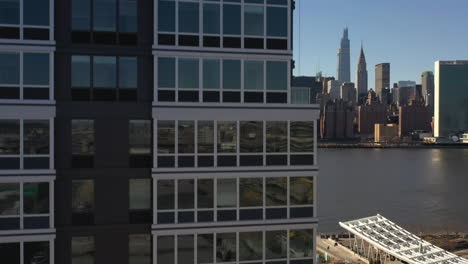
[
  {"xmin": 217, "ymin": 121, "xmax": 237, "ymax": 153},
  {"xmin": 266, "ymin": 177, "xmax": 287, "ymax": 206},
  {"xmin": 240, "ymin": 121, "xmax": 263, "ymax": 153},
  {"xmin": 23, "ymin": 120, "xmax": 49, "ymax": 155},
  {"xmin": 0, "ymin": 52, "xmax": 20, "ymax": 84},
  {"xmin": 72, "ymin": 0, "xmax": 90, "ymax": 30},
  {"xmin": 129, "ymin": 234, "xmax": 151, "ymax": 264},
  {"xmin": 129, "ymin": 120, "xmax": 151, "ymax": 155},
  {"xmin": 289, "ymin": 229, "xmax": 314, "ymax": 258},
  {"xmin": 197, "ymin": 234, "xmax": 214, "ymax": 264},
  {"xmin": 203, "ymin": 59, "xmax": 220, "ymax": 89},
  {"xmin": 239, "ymin": 178, "xmax": 263, "ymax": 207},
  {"xmin": 290, "ymin": 177, "xmax": 314, "ymax": 205},
  {"xmin": 222, "ymin": 60, "xmax": 240, "ymax": 90},
  {"xmin": 71, "ymin": 180, "xmax": 94, "ymax": 213},
  {"xmin": 178, "ymin": 59, "xmax": 199, "ymax": 89},
  {"xmin": 0, "ymin": 0, "xmax": 19, "ymax": 25},
  {"xmin": 267, "ymin": 61, "xmax": 288, "ymax": 90},
  {"xmin": 71, "ymin": 120, "xmax": 94, "ymax": 155},
  {"xmin": 267, "ymin": 7, "xmax": 287, "ymax": 37},
  {"xmin": 290, "ymin": 122, "xmax": 314, "ymax": 152},
  {"xmin": 157, "ymin": 180, "xmax": 174, "ymax": 210},
  {"xmin": 197, "ymin": 121, "xmax": 214, "ymax": 153},
  {"xmin": 158, "ymin": 58, "xmax": 176, "ymax": 88},
  {"xmin": 179, "ymin": 2, "xmax": 199, "ymax": 33},
  {"xmin": 0, "ymin": 242, "xmax": 20, "ymax": 264},
  {"xmin": 0, "ymin": 120, "xmax": 20, "ymax": 155},
  {"xmin": 178, "ymin": 235, "xmax": 194, "ymax": 264},
  {"xmin": 0, "ymin": 183, "xmax": 20, "ymax": 215},
  {"xmin": 178, "ymin": 121, "xmax": 195, "ymax": 153},
  {"xmin": 71, "ymin": 236, "xmax": 95, "ymax": 264},
  {"xmin": 203, "ymin": 4, "xmax": 220, "ymax": 34},
  {"xmin": 119, "ymin": 0, "xmax": 137, "ymax": 33},
  {"xmin": 129, "ymin": 179, "xmax": 151, "ymax": 210},
  {"xmin": 24, "ymin": 53, "xmax": 49, "ymax": 85},
  {"xmin": 157, "ymin": 236, "xmax": 174, "ymax": 264},
  {"xmin": 239, "ymin": 232, "xmax": 262, "ymax": 261},
  {"xmin": 216, "ymin": 233, "xmax": 236, "ymax": 263},
  {"xmin": 266, "ymin": 121, "xmax": 287, "ymax": 152},
  {"xmin": 93, "ymin": 56, "xmax": 117, "ymax": 89},
  {"xmin": 217, "ymin": 179, "xmax": 236, "ymax": 208},
  {"xmin": 157, "ymin": 121, "xmax": 175, "ymax": 154},
  {"xmin": 119, "ymin": 57, "xmax": 137, "ymax": 89},
  {"xmin": 178, "ymin": 179, "xmax": 194, "ymax": 209},
  {"xmin": 158, "ymin": 0, "xmax": 175, "ymax": 32},
  {"xmin": 23, "ymin": 182, "xmax": 49, "ymax": 214},
  {"xmin": 197, "ymin": 179, "xmax": 214, "ymax": 209},
  {"xmin": 244, "ymin": 61, "xmax": 264, "ymax": 90},
  {"xmin": 24, "ymin": 241, "xmax": 50, "ymax": 264},
  {"xmin": 72, "ymin": 56, "xmax": 91, "ymax": 89},
  {"xmin": 93, "ymin": 0, "xmax": 117, "ymax": 32},
  {"xmin": 266, "ymin": 230, "xmax": 287, "ymax": 259},
  {"xmin": 244, "ymin": 6, "xmax": 264, "ymax": 36},
  {"xmin": 223, "ymin": 4, "xmax": 240, "ymax": 35},
  {"xmin": 24, "ymin": 0, "xmax": 49, "ymax": 26}
]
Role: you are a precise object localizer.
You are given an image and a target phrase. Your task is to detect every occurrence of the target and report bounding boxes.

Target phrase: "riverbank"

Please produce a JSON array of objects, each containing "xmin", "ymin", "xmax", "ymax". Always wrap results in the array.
[
  {"xmin": 319, "ymin": 142, "xmax": 468, "ymax": 149},
  {"xmin": 421, "ymin": 233, "xmax": 468, "ymax": 258}
]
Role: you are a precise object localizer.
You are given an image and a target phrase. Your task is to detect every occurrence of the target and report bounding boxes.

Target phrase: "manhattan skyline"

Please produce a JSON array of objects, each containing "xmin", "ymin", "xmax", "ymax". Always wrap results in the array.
[{"xmin": 293, "ymin": 0, "xmax": 468, "ymax": 87}]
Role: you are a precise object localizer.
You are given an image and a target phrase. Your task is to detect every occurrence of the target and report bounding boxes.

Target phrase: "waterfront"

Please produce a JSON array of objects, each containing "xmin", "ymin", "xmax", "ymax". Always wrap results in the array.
[{"xmin": 318, "ymin": 148, "xmax": 468, "ymax": 234}]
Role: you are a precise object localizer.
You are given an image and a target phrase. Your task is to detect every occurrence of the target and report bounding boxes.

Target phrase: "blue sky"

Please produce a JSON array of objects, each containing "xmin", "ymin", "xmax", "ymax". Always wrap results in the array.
[{"xmin": 293, "ymin": 0, "xmax": 468, "ymax": 87}]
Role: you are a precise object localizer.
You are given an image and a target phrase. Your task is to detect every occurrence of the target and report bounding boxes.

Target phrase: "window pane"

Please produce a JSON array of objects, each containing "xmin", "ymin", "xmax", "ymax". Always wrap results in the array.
[
  {"xmin": 217, "ymin": 121, "xmax": 237, "ymax": 153},
  {"xmin": 217, "ymin": 179, "xmax": 236, "ymax": 208},
  {"xmin": 71, "ymin": 120, "xmax": 94, "ymax": 155},
  {"xmin": 130, "ymin": 179, "xmax": 151, "ymax": 210},
  {"xmin": 266, "ymin": 177, "xmax": 287, "ymax": 206},
  {"xmin": 157, "ymin": 180, "xmax": 174, "ymax": 210},
  {"xmin": 197, "ymin": 234, "xmax": 213, "ymax": 264},
  {"xmin": 239, "ymin": 232, "xmax": 262, "ymax": 261},
  {"xmin": 72, "ymin": 0, "xmax": 90, "ymax": 30},
  {"xmin": 197, "ymin": 179, "xmax": 213, "ymax": 209},
  {"xmin": 203, "ymin": 4, "xmax": 220, "ymax": 34},
  {"xmin": 24, "ymin": 241, "xmax": 50, "ymax": 264},
  {"xmin": 0, "ymin": 0, "xmax": 19, "ymax": 24},
  {"xmin": 244, "ymin": 6, "xmax": 264, "ymax": 36},
  {"xmin": 157, "ymin": 121, "xmax": 175, "ymax": 154},
  {"xmin": 24, "ymin": 120, "xmax": 49, "ymax": 155},
  {"xmin": 0, "ymin": 243, "xmax": 20, "ymax": 264},
  {"xmin": 0, "ymin": 120, "xmax": 20, "ymax": 155},
  {"xmin": 267, "ymin": 7, "xmax": 287, "ymax": 37},
  {"xmin": 178, "ymin": 235, "xmax": 194, "ymax": 264},
  {"xmin": 129, "ymin": 234, "xmax": 151, "ymax": 264},
  {"xmin": 157, "ymin": 236, "xmax": 174, "ymax": 264},
  {"xmin": 71, "ymin": 180, "xmax": 94, "ymax": 213},
  {"xmin": 93, "ymin": 0, "xmax": 116, "ymax": 31},
  {"xmin": 203, "ymin": 59, "xmax": 220, "ymax": 90},
  {"xmin": 223, "ymin": 4, "xmax": 240, "ymax": 35},
  {"xmin": 240, "ymin": 121, "xmax": 263, "ymax": 153},
  {"xmin": 289, "ymin": 229, "xmax": 314, "ymax": 258},
  {"xmin": 24, "ymin": 0, "xmax": 49, "ymax": 26},
  {"xmin": 178, "ymin": 121, "xmax": 194, "ymax": 153},
  {"xmin": 244, "ymin": 61, "xmax": 264, "ymax": 91},
  {"xmin": 266, "ymin": 121, "xmax": 287, "ymax": 152},
  {"xmin": 267, "ymin": 61, "xmax": 288, "ymax": 90},
  {"xmin": 130, "ymin": 120, "xmax": 151, "ymax": 155},
  {"xmin": 158, "ymin": 57, "xmax": 176, "ymax": 88},
  {"xmin": 119, "ymin": 57, "xmax": 137, "ymax": 89},
  {"xmin": 216, "ymin": 233, "xmax": 236, "ymax": 262},
  {"xmin": 23, "ymin": 182, "xmax": 49, "ymax": 214},
  {"xmin": 158, "ymin": 0, "xmax": 175, "ymax": 32},
  {"xmin": 93, "ymin": 56, "xmax": 116, "ymax": 88},
  {"xmin": 179, "ymin": 2, "xmax": 199, "ymax": 33},
  {"xmin": 266, "ymin": 230, "xmax": 287, "ymax": 259},
  {"xmin": 72, "ymin": 56, "xmax": 91, "ymax": 88},
  {"xmin": 0, "ymin": 183, "xmax": 20, "ymax": 215},
  {"xmin": 197, "ymin": 121, "xmax": 214, "ymax": 153},
  {"xmin": 290, "ymin": 122, "xmax": 314, "ymax": 152},
  {"xmin": 0, "ymin": 52, "xmax": 20, "ymax": 85},
  {"xmin": 24, "ymin": 53, "xmax": 49, "ymax": 85},
  {"xmin": 222, "ymin": 60, "xmax": 240, "ymax": 90},
  {"xmin": 178, "ymin": 179, "xmax": 194, "ymax": 209},
  {"xmin": 119, "ymin": 0, "xmax": 137, "ymax": 33},
  {"xmin": 178, "ymin": 59, "xmax": 199, "ymax": 89},
  {"xmin": 72, "ymin": 236, "xmax": 95, "ymax": 264},
  {"xmin": 239, "ymin": 178, "xmax": 262, "ymax": 207},
  {"xmin": 290, "ymin": 177, "xmax": 314, "ymax": 205}
]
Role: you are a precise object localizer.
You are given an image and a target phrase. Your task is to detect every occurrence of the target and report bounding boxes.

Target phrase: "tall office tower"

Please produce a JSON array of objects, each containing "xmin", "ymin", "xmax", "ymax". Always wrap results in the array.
[
  {"xmin": 375, "ymin": 63, "xmax": 391, "ymax": 101},
  {"xmin": 337, "ymin": 27, "xmax": 351, "ymax": 82},
  {"xmin": 328, "ymin": 80, "xmax": 343, "ymax": 100},
  {"xmin": 421, "ymin": 71, "xmax": 435, "ymax": 107},
  {"xmin": 435, "ymin": 61, "xmax": 468, "ymax": 137},
  {"xmin": 340, "ymin": 82, "xmax": 357, "ymax": 104},
  {"xmin": 0, "ymin": 1, "xmax": 319, "ymax": 264},
  {"xmin": 356, "ymin": 44, "xmax": 368, "ymax": 101}
]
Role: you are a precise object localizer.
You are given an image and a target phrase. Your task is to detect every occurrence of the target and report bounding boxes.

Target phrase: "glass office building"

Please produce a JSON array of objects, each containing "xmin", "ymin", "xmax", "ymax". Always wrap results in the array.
[{"xmin": 0, "ymin": 0, "xmax": 319, "ymax": 263}]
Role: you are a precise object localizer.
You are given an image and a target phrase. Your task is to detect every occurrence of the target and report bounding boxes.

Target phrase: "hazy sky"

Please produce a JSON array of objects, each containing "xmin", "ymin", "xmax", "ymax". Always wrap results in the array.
[{"xmin": 292, "ymin": 0, "xmax": 468, "ymax": 87}]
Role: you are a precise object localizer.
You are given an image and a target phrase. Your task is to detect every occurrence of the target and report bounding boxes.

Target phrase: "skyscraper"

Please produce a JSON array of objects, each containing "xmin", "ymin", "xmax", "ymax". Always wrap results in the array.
[
  {"xmin": 375, "ymin": 63, "xmax": 391, "ymax": 101},
  {"xmin": 356, "ymin": 44, "xmax": 368, "ymax": 101},
  {"xmin": 421, "ymin": 71, "xmax": 435, "ymax": 107},
  {"xmin": 434, "ymin": 61, "xmax": 468, "ymax": 137},
  {"xmin": 337, "ymin": 27, "xmax": 351, "ymax": 82}
]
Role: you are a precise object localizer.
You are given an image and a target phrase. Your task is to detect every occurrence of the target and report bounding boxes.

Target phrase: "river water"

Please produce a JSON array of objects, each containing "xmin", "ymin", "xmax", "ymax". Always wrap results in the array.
[{"xmin": 318, "ymin": 148, "xmax": 468, "ymax": 234}]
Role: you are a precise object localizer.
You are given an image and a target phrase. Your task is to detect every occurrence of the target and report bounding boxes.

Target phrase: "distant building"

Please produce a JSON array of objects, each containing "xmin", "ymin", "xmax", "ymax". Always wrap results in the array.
[
  {"xmin": 320, "ymin": 99, "xmax": 355, "ymax": 139},
  {"xmin": 421, "ymin": 71, "xmax": 435, "ymax": 108},
  {"xmin": 337, "ymin": 27, "xmax": 351, "ymax": 82},
  {"xmin": 328, "ymin": 80, "xmax": 342, "ymax": 100},
  {"xmin": 375, "ymin": 124, "xmax": 399, "ymax": 142},
  {"xmin": 461, "ymin": 133, "xmax": 468, "ymax": 143},
  {"xmin": 358, "ymin": 90, "xmax": 388, "ymax": 137},
  {"xmin": 394, "ymin": 81, "xmax": 417, "ymax": 107},
  {"xmin": 292, "ymin": 76, "xmax": 323, "ymax": 104},
  {"xmin": 356, "ymin": 44, "xmax": 368, "ymax": 102},
  {"xmin": 434, "ymin": 61, "xmax": 468, "ymax": 137},
  {"xmin": 399, "ymin": 100, "xmax": 433, "ymax": 137},
  {"xmin": 340, "ymin": 82, "xmax": 357, "ymax": 103},
  {"xmin": 375, "ymin": 63, "xmax": 390, "ymax": 101}
]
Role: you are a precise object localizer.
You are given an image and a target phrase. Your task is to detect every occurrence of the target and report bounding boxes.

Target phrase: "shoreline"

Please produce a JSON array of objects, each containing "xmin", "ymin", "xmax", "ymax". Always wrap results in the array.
[{"xmin": 319, "ymin": 142, "xmax": 468, "ymax": 149}]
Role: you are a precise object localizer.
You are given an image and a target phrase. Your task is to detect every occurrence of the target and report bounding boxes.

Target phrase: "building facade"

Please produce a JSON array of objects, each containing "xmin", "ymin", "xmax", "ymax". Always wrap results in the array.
[
  {"xmin": 421, "ymin": 71, "xmax": 434, "ymax": 108},
  {"xmin": 356, "ymin": 45, "xmax": 368, "ymax": 102},
  {"xmin": 337, "ymin": 27, "xmax": 350, "ymax": 83},
  {"xmin": 340, "ymin": 82, "xmax": 357, "ymax": 104},
  {"xmin": 0, "ymin": 1, "xmax": 319, "ymax": 264},
  {"xmin": 399, "ymin": 101, "xmax": 432, "ymax": 137},
  {"xmin": 434, "ymin": 61, "xmax": 468, "ymax": 137},
  {"xmin": 320, "ymin": 100, "xmax": 355, "ymax": 139},
  {"xmin": 374, "ymin": 124, "xmax": 398, "ymax": 143},
  {"xmin": 375, "ymin": 63, "xmax": 390, "ymax": 101},
  {"xmin": 358, "ymin": 90, "xmax": 388, "ymax": 138},
  {"xmin": 327, "ymin": 80, "xmax": 342, "ymax": 100}
]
